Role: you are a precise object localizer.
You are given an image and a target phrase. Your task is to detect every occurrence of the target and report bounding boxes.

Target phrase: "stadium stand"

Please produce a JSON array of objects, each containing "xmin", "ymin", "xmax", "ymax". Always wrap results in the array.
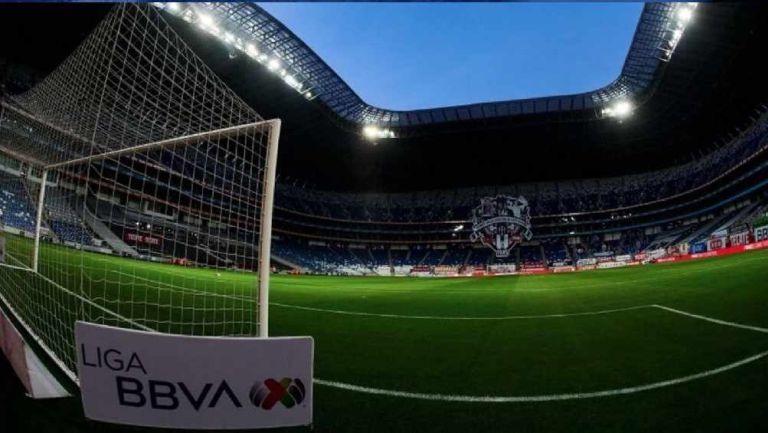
[{"xmin": 0, "ymin": 171, "xmax": 36, "ymax": 233}]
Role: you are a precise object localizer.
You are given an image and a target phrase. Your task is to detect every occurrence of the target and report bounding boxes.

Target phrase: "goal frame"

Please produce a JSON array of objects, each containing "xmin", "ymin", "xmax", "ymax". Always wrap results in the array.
[{"xmin": 0, "ymin": 104, "xmax": 281, "ymax": 338}]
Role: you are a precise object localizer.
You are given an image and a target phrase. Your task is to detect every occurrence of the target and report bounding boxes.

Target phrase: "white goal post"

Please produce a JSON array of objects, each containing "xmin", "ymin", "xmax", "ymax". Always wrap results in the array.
[{"xmin": 33, "ymin": 117, "xmax": 281, "ymax": 338}]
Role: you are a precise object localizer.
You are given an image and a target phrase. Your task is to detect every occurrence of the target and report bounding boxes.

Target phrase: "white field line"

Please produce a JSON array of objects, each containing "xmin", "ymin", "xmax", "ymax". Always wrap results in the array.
[
  {"xmin": 312, "ymin": 304, "xmax": 768, "ymax": 401},
  {"xmin": 110, "ymin": 271, "xmax": 658, "ymax": 320},
  {"xmin": 271, "ymin": 303, "xmax": 654, "ymax": 320},
  {"xmin": 108, "ymin": 272, "xmax": 768, "ymax": 328},
  {"xmin": 314, "ymin": 349, "xmax": 768, "ymax": 402},
  {"xmin": 98, "ymin": 253, "xmax": 767, "ymax": 295},
  {"xmin": 653, "ymin": 305, "xmax": 768, "ymax": 334}
]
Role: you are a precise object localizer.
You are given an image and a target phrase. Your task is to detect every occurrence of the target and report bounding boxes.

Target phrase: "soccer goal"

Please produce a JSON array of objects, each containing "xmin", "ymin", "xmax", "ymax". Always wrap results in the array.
[{"xmin": 0, "ymin": 3, "xmax": 280, "ymax": 383}]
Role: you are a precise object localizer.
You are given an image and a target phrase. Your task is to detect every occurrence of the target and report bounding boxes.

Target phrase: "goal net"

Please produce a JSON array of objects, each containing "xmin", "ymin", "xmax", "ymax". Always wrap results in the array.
[{"xmin": 0, "ymin": 4, "xmax": 279, "ymax": 382}]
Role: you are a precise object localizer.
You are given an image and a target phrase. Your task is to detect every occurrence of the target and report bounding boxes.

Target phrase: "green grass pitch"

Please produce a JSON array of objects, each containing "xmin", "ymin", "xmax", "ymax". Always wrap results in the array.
[{"xmin": 1, "ymin": 234, "xmax": 767, "ymax": 433}]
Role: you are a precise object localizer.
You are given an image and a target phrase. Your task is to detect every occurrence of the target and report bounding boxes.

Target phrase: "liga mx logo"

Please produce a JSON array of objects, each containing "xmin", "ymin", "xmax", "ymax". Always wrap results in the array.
[
  {"xmin": 249, "ymin": 378, "xmax": 306, "ymax": 410},
  {"xmin": 470, "ymin": 195, "xmax": 533, "ymax": 258}
]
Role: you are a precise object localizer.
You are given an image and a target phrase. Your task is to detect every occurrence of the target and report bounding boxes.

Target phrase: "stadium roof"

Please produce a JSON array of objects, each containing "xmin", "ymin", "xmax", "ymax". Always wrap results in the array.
[
  {"xmin": 159, "ymin": 3, "xmax": 680, "ymax": 129},
  {"xmin": 1, "ymin": 3, "xmax": 768, "ymax": 192}
]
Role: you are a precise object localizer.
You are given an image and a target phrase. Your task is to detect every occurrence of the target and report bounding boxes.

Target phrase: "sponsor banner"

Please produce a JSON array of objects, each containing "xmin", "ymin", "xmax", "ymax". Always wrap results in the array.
[
  {"xmin": 691, "ymin": 251, "xmax": 719, "ymax": 260},
  {"xmin": 656, "ymin": 256, "xmax": 679, "ymax": 263},
  {"xmin": 0, "ymin": 308, "xmax": 70, "ymax": 398},
  {"xmin": 633, "ymin": 252, "xmax": 647, "ymax": 261},
  {"xmin": 754, "ymin": 225, "xmax": 768, "ymax": 242},
  {"xmin": 690, "ymin": 242, "xmax": 708, "ymax": 254},
  {"xmin": 552, "ymin": 266, "xmax": 575, "ymax": 273},
  {"xmin": 597, "ymin": 261, "xmax": 628, "ymax": 270},
  {"xmin": 0, "ymin": 236, "xmax": 4, "ymax": 263},
  {"xmin": 433, "ymin": 266, "xmax": 459, "ymax": 276},
  {"xmin": 518, "ymin": 267, "xmax": 549, "ymax": 275},
  {"xmin": 76, "ymin": 322, "xmax": 313, "ymax": 429},
  {"xmin": 729, "ymin": 231, "xmax": 751, "ymax": 247},
  {"xmin": 577, "ymin": 264, "xmax": 596, "ymax": 271},
  {"xmin": 745, "ymin": 239, "xmax": 768, "ymax": 251},
  {"xmin": 627, "ymin": 261, "xmax": 642, "ymax": 266},
  {"xmin": 125, "ymin": 233, "xmax": 161, "ymax": 246},
  {"xmin": 593, "ymin": 251, "xmax": 614, "ymax": 258},
  {"xmin": 655, "ymin": 240, "xmax": 768, "ymax": 264},
  {"xmin": 615, "ymin": 254, "xmax": 632, "ymax": 262},
  {"xmin": 577, "ymin": 258, "xmax": 597, "ymax": 267},
  {"xmin": 707, "ymin": 236, "xmax": 726, "ymax": 252},
  {"xmin": 488, "ymin": 264, "xmax": 516, "ymax": 274},
  {"xmin": 596, "ymin": 256, "xmax": 615, "ymax": 263}
]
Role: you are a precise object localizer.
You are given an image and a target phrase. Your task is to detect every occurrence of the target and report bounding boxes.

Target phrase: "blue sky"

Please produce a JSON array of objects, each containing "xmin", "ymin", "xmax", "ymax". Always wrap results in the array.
[{"xmin": 259, "ymin": 3, "xmax": 643, "ymax": 111}]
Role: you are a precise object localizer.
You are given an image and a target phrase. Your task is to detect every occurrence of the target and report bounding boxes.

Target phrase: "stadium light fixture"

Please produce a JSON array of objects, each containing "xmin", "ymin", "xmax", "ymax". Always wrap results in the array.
[
  {"xmin": 453, "ymin": 224, "xmax": 464, "ymax": 232},
  {"xmin": 362, "ymin": 125, "xmax": 396, "ymax": 140},
  {"xmin": 602, "ymin": 100, "xmax": 634, "ymax": 119},
  {"xmin": 677, "ymin": 7, "xmax": 694, "ymax": 24},
  {"xmin": 154, "ymin": 4, "xmax": 313, "ymax": 103},
  {"xmin": 197, "ymin": 13, "xmax": 215, "ymax": 30}
]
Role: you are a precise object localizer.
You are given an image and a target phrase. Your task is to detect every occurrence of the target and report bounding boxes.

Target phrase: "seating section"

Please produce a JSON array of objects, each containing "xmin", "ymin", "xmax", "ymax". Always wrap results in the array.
[
  {"xmin": 0, "ymin": 172, "xmax": 36, "ymax": 233},
  {"xmin": 276, "ymin": 112, "xmax": 768, "ymax": 223},
  {"xmin": 45, "ymin": 187, "xmax": 97, "ymax": 244}
]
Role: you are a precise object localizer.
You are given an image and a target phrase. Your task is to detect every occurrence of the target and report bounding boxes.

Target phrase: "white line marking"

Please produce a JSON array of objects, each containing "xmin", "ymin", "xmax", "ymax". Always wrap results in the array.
[
  {"xmin": 653, "ymin": 304, "xmax": 768, "ymax": 334},
  {"xmin": 315, "ymin": 349, "xmax": 768, "ymax": 402},
  {"xmin": 109, "ymin": 271, "xmax": 659, "ymax": 320},
  {"xmin": 271, "ymin": 303, "xmax": 654, "ymax": 320},
  {"xmin": 102, "ymin": 273, "xmax": 768, "ymax": 329}
]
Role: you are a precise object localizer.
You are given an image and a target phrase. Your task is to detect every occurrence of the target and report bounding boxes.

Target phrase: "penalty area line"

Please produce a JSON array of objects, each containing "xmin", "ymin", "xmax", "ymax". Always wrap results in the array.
[
  {"xmin": 314, "ymin": 349, "xmax": 768, "ymax": 402},
  {"xmin": 653, "ymin": 304, "xmax": 768, "ymax": 334}
]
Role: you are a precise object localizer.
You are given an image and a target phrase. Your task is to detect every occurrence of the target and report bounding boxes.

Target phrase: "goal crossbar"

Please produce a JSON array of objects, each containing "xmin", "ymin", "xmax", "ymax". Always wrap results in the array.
[{"xmin": 44, "ymin": 119, "xmax": 280, "ymax": 170}]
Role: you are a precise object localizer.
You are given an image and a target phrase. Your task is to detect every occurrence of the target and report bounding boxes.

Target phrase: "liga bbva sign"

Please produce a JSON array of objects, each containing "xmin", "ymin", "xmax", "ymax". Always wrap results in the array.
[
  {"xmin": 75, "ymin": 322, "xmax": 313, "ymax": 429},
  {"xmin": 470, "ymin": 195, "xmax": 533, "ymax": 258}
]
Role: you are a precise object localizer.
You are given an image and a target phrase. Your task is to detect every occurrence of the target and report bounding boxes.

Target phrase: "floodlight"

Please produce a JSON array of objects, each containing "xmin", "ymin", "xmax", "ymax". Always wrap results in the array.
[
  {"xmin": 197, "ymin": 13, "xmax": 214, "ymax": 29},
  {"xmin": 362, "ymin": 126, "xmax": 379, "ymax": 139},
  {"xmin": 246, "ymin": 44, "xmax": 259, "ymax": 57},
  {"xmin": 362, "ymin": 125, "xmax": 395, "ymax": 140},
  {"xmin": 284, "ymin": 75, "xmax": 299, "ymax": 88},
  {"xmin": 677, "ymin": 7, "xmax": 693, "ymax": 23},
  {"xmin": 167, "ymin": 3, "xmax": 181, "ymax": 12},
  {"xmin": 267, "ymin": 58, "xmax": 281, "ymax": 71},
  {"xmin": 602, "ymin": 100, "xmax": 634, "ymax": 119},
  {"xmin": 614, "ymin": 101, "xmax": 633, "ymax": 117}
]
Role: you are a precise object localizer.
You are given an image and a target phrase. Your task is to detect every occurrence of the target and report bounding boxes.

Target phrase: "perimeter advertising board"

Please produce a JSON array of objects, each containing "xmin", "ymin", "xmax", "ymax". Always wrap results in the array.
[
  {"xmin": 75, "ymin": 322, "xmax": 313, "ymax": 429},
  {"xmin": 755, "ymin": 225, "xmax": 768, "ymax": 242}
]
